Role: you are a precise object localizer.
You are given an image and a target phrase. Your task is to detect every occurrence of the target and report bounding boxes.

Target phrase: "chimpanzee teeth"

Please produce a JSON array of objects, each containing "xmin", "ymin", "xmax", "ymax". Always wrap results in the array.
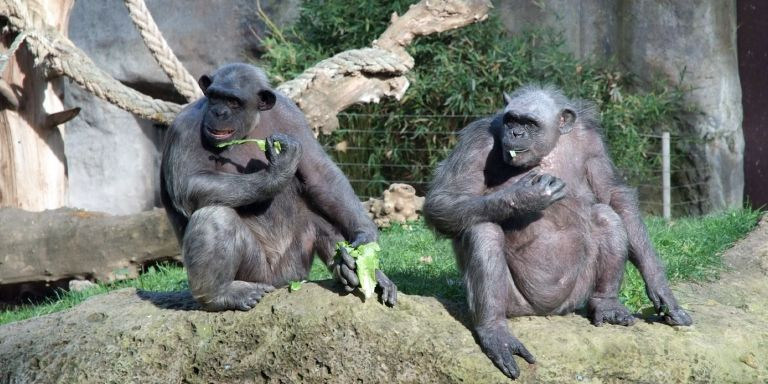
[{"xmin": 509, "ymin": 150, "xmax": 517, "ymax": 158}]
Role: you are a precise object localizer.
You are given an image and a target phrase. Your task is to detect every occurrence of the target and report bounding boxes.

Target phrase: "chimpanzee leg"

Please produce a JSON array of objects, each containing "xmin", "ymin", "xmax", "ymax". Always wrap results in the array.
[
  {"xmin": 587, "ymin": 204, "xmax": 635, "ymax": 326},
  {"xmin": 457, "ymin": 223, "xmax": 535, "ymax": 380},
  {"xmin": 183, "ymin": 206, "xmax": 274, "ymax": 311}
]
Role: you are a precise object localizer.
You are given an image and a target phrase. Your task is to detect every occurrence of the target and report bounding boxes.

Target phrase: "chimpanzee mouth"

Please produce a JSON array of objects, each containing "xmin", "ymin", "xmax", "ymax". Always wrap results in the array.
[
  {"xmin": 507, "ymin": 148, "xmax": 530, "ymax": 159},
  {"xmin": 207, "ymin": 128, "xmax": 235, "ymax": 139}
]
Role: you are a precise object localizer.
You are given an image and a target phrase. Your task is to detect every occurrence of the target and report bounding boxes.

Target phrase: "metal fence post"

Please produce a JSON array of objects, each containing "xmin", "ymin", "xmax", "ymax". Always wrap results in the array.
[{"xmin": 662, "ymin": 131, "xmax": 671, "ymax": 221}]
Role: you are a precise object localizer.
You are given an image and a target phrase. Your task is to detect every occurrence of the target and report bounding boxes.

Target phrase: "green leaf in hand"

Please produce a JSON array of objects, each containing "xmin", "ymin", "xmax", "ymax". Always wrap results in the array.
[
  {"xmin": 336, "ymin": 241, "xmax": 381, "ymax": 300},
  {"xmin": 289, "ymin": 280, "xmax": 305, "ymax": 292},
  {"xmin": 216, "ymin": 138, "xmax": 281, "ymax": 154}
]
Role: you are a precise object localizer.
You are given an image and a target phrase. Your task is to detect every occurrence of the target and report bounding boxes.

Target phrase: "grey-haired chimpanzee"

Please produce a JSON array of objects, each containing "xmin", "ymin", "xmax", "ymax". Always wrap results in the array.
[
  {"xmin": 424, "ymin": 85, "xmax": 692, "ymax": 379},
  {"xmin": 160, "ymin": 63, "xmax": 397, "ymax": 311}
]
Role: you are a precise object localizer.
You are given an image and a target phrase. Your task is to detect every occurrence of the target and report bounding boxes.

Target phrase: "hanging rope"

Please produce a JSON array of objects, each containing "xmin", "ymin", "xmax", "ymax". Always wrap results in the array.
[{"xmin": 123, "ymin": 0, "xmax": 203, "ymax": 102}]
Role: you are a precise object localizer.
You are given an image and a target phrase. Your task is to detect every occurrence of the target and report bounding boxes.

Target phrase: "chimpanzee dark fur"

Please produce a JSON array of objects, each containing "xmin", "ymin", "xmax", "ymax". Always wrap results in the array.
[
  {"xmin": 161, "ymin": 63, "xmax": 396, "ymax": 311},
  {"xmin": 424, "ymin": 85, "xmax": 691, "ymax": 379}
]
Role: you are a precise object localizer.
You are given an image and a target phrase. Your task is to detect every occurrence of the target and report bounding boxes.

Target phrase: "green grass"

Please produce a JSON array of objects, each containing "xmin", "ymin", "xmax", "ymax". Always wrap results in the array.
[
  {"xmin": 0, "ymin": 264, "xmax": 188, "ymax": 326},
  {"xmin": 0, "ymin": 209, "xmax": 760, "ymax": 325}
]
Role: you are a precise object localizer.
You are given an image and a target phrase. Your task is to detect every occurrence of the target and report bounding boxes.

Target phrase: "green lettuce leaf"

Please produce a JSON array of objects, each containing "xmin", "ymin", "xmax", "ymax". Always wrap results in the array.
[
  {"xmin": 336, "ymin": 241, "xmax": 380, "ymax": 300},
  {"xmin": 216, "ymin": 138, "xmax": 281, "ymax": 154}
]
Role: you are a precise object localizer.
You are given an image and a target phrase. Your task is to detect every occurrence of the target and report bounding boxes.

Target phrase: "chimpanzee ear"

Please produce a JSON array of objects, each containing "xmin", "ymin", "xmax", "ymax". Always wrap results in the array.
[
  {"xmin": 559, "ymin": 108, "xmax": 576, "ymax": 134},
  {"xmin": 198, "ymin": 75, "xmax": 212, "ymax": 93},
  {"xmin": 257, "ymin": 90, "xmax": 276, "ymax": 111},
  {"xmin": 503, "ymin": 92, "xmax": 513, "ymax": 105}
]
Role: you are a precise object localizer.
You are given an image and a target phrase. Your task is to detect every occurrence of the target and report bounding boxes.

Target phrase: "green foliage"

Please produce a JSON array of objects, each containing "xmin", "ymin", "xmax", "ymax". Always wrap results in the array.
[
  {"xmin": 0, "ymin": 210, "xmax": 759, "ymax": 325},
  {"xmin": 620, "ymin": 208, "xmax": 762, "ymax": 310},
  {"xmin": 336, "ymin": 241, "xmax": 381, "ymax": 299},
  {"xmin": 0, "ymin": 263, "xmax": 187, "ymax": 325},
  {"xmin": 259, "ymin": 0, "xmax": 688, "ymax": 197}
]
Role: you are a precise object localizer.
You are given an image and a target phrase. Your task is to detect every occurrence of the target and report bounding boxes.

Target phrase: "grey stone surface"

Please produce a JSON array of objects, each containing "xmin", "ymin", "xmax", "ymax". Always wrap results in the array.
[
  {"xmin": 617, "ymin": 1, "xmax": 744, "ymax": 212},
  {"xmin": 63, "ymin": 84, "xmax": 161, "ymax": 214},
  {"xmin": 62, "ymin": 0, "xmax": 299, "ymax": 214}
]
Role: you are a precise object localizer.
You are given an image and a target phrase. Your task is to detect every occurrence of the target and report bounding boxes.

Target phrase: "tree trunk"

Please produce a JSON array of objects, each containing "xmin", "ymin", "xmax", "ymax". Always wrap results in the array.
[{"xmin": 0, "ymin": 0, "xmax": 75, "ymax": 210}]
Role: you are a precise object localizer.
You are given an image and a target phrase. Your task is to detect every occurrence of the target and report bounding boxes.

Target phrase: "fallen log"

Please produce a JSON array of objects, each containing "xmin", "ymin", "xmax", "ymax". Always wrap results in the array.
[{"xmin": 0, "ymin": 207, "xmax": 179, "ymax": 285}]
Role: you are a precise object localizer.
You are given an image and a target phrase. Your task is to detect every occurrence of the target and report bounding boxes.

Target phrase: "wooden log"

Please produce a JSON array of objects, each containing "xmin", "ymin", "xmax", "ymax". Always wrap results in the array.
[{"xmin": 0, "ymin": 208, "xmax": 179, "ymax": 285}]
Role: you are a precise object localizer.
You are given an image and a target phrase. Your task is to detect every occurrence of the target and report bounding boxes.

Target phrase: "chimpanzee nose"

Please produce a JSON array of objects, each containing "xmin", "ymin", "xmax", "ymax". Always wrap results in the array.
[
  {"xmin": 512, "ymin": 127, "xmax": 525, "ymax": 138},
  {"xmin": 213, "ymin": 107, "xmax": 229, "ymax": 119}
]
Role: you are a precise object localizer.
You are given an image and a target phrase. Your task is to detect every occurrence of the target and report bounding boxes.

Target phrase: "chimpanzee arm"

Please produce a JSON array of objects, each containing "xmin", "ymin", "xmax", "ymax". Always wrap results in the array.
[
  {"xmin": 585, "ymin": 134, "xmax": 692, "ymax": 325},
  {"xmin": 425, "ymin": 120, "xmax": 562, "ymax": 237},
  {"xmin": 295, "ymin": 131, "xmax": 378, "ymax": 245},
  {"xmin": 273, "ymin": 100, "xmax": 377, "ymax": 245},
  {"xmin": 163, "ymin": 128, "xmax": 300, "ymax": 218}
]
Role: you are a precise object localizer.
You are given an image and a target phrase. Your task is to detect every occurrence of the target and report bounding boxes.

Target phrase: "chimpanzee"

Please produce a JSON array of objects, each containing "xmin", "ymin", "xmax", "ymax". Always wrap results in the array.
[
  {"xmin": 160, "ymin": 63, "xmax": 397, "ymax": 311},
  {"xmin": 423, "ymin": 85, "xmax": 692, "ymax": 379}
]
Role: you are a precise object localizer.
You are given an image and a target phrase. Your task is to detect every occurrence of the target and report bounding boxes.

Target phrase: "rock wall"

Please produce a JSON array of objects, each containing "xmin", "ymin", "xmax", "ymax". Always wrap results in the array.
[{"xmin": 495, "ymin": 0, "xmax": 743, "ymax": 213}]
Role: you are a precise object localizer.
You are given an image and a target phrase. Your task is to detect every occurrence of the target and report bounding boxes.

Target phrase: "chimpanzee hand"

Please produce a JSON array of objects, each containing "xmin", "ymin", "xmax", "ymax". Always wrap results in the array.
[
  {"xmin": 332, "ymin": 230, "xmax": 377, "ymax": 291},
  {"xmin": 502, "ymin": 172, "xmax": 566, "ymax": 214},
  {"xmin": 266, "ymin": 133, "xmax": 302, "ymax": 177},
  {"xmin": 475, "ymin": 323, "xmax": 536, "ymax": 379}
]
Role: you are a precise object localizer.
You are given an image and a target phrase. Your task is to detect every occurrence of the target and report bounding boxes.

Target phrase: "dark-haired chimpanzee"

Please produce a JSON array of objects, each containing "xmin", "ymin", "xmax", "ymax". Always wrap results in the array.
[
  {"xmin": 160, "ymin": 63, "xmax": 397, "ymax": 311},
  {"xmin": 424, "ymin": 85, "xmax": 692, "ymax": 379}
]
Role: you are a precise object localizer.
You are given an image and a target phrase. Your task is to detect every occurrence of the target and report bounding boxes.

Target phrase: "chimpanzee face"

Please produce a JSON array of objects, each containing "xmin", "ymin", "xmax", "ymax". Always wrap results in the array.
[
  {"xmin": 198, "ymin": 64, "xmax": 276, "ymax": 145},
  {"xmin": 500, "ymin": 90, "xmax": 575, "ymax": 168}
]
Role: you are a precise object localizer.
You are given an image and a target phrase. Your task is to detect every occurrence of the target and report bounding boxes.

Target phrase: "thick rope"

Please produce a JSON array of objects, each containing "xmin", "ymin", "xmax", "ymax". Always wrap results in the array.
[
  {"xmin": 123, "ymin": 0, "xmax": 202, "ymax": 102},
  {"xmin": 1, "ymin": 0, "xmax": 182, "ymax": 124},
  {"xmin": 0, "ymin": 31, "xmax": 26, "ymax": 74},
  {"xmin": 277, "ymin": 47, "xmax": 412, "ymax": 99}
]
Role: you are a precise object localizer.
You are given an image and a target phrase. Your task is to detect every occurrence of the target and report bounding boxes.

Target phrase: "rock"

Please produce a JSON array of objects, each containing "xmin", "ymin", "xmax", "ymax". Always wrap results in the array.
[
  {"xmin": 363, "ymin": 183, "xmax": 425, "ymax": 228},
  {"xmin": 0, "ymin": 280, "xmax": 766, "ymax": 383},
  {"xmin": 68, "ymin": 280, "xmax": 98, "ymax": 293}
]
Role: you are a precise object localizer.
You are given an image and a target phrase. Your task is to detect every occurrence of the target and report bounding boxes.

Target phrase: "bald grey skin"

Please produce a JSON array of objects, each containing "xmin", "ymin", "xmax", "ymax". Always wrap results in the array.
[
  {"xmin": 161, "ymin": 63, "xmax": 396, "ymax": 311},
  {"xmin": 424, "ymin": 85, "xmax": 691, "ymax": 379}
]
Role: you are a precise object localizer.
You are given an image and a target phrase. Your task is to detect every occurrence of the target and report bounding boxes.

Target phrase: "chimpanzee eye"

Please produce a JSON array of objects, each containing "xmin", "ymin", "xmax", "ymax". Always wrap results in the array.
[{"xmin": 226, "ymin": 98, "xmax": 241, "ymax": 109}]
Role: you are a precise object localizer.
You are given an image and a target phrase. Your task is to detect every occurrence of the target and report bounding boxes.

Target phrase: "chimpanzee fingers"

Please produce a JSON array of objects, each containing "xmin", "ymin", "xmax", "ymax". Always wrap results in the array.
[
  {"xmin": 339, "ymin": 247, "xmax": 357, "ymax": 270},
  {"xmin": 340, "ymin": 264, "xmax": 359, "ymax": 288},
  {"xmin": 519, "ymin": 171, "xmax": 539, "ymax": 186},
  {"xmin": 375, "ymin": 269, "xmax": 398, "ymax": 306}
]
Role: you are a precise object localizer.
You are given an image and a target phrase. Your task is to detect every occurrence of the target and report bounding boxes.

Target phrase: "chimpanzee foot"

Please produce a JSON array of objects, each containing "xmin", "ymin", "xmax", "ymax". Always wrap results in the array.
[
  {"xmin": 199, "ymin": 280, "xmax": 275, "ymax": 311},
  {"xmin": 475, "ymin": 323, "xmax": 536, "ymax": 379},
  {"xmin": 663, "ymin": 307, "xmax": 693, "ymax": 326},
  {"xmin": 375, "ymin": 269, "xmax": 397, "ymax": 306},
  {"xmin": 589, "ymin": 297, "xmax": 636, "ymax": 326}
]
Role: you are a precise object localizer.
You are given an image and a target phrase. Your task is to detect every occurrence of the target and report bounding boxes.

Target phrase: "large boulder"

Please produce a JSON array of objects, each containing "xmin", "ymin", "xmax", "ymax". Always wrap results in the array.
[{"xmin": 2, "ymin": 215, "xmax": 768, "ymax": 383}]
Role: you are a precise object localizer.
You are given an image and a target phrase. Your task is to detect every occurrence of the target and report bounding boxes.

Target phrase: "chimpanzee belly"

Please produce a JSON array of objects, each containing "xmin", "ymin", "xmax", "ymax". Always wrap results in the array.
[
  {"xmin": 503, "ymin": 198, "xmax": 599, "ymax": 315},
  {"xmin": 233, "ymin": 181, "xmax": 319, "ymax": 287}
]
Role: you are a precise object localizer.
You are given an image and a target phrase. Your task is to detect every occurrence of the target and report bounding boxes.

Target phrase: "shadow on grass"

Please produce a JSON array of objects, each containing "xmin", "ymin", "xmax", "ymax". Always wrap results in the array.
[{"xmin": 136, "ymin": 289, "xmax": 200, "ymax": 311}]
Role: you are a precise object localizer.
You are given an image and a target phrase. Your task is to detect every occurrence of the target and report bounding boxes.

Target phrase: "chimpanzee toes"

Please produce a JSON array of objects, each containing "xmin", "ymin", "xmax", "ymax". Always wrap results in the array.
[
  {"xmin": 664, "ymin": 308, "xmax": 693, "ymax": 326},
  {"xmin": 589, "ymin": 297, "xmax": 636, "ymax": 327}
]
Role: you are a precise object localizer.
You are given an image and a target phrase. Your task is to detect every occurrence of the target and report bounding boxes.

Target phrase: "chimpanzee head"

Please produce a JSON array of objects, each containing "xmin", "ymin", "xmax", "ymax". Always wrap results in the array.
[
  {"xmin": 198, "ymin": 63, "xmax": 277, "ymax": 144},
  {"xmin": 499, "ymin": 86, "xmax": 576, "ymax": 168}
]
